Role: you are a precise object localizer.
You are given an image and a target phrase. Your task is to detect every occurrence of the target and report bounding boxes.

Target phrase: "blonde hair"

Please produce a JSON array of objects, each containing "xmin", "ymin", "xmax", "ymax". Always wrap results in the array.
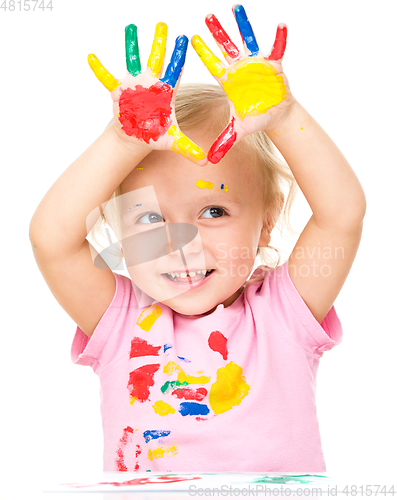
[{"xmin": 89, "ymin": 83, "xmax": 299, "ymax": 285}]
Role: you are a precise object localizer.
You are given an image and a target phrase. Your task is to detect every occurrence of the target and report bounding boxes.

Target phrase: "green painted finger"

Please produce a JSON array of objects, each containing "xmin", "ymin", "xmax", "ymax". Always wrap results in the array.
[{"xmin": 125, "ymin": 24, "xmax": 141, "ymax": 76}]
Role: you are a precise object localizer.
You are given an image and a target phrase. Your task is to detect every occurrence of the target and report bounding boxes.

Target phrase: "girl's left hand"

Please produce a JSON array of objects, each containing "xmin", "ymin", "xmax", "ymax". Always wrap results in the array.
[{"xmin": 192, "ymin": 4, "xmax": 297, "ymax": 163}]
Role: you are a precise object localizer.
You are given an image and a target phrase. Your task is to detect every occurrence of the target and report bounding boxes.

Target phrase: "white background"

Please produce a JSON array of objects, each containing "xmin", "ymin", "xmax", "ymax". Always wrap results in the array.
[{"xmin": 0, "ymin": 0, "xmax": 396, "ymax": 496}]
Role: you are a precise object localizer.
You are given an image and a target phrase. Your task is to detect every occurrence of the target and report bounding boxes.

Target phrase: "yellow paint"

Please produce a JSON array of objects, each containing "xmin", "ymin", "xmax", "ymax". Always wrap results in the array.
[
  {"xmin": 191, "ymin": 35, "xmax": 226, "ymax": 78},
  {"xmin": 148, "ymin": 445, "xmax": 178, "ymax": 461},
  {"xmin": 163, "ymin": 361, "xmax": 211, "ymax": 385},
  {"xmin": 136, "ymin": 304, "xmax": 162, "ymax": 331},
  {"xmin": 137, "ymin": 167, "xmax": 144, "ymax": 170},
  {"xmin": 130, "ymin": 397, "xmax": 137, "ymax": 405},
  {"xmin": 209, "ymin": 361, "xmax": 250, "ymax": 414},
  {"xmin": 222, "ymin": 184, "xmax": 228, "ymax": 192},
  {"xmin": 196, "ymin": 180, "xmax": 214, "ymax": 190},
  {"xmin": 168, "ymin": 126, "xmax": 205, "ymax": 162},
  {"xmin": 222, "ymin": 59, "xmax": 287, "ymax": 120},
  {"xmin": 147, "ymin": 22, "xmax": 167, "ymax": 77},
  {"xmin": 87, "ymin": 54, "xmax": 120, "ymax": 91},
  {"xmin": 152, "ymin": 400, "xmax": 176, "ymax": 416}
]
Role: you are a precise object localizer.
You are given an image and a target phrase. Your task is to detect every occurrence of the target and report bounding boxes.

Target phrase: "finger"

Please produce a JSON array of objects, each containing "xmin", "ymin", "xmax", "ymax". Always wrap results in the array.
[
  {"xmin": 232, "ymin": 4, "xmax": 259, "ymax": 57},
  {"xmin": 266, "ymin": 23, "xmax": 287, "ymax": 61},
  {"xmin": 205, "ymin": 14, "xmax": 240, "ymax": 62},
  {"xmin": 87, "ymin": 54, "xmax": 120, "ymax": 91},
  {"xmin": 207, "ymin": 118, "xmax": 238, "ymax": 164},
  {"xmin": 160, "ymin": 35, "xmax": 188, "ymax": 88},
  {"xmin": 191, "ymin": 35, "xmax": 227, "ymax": 79},
  {"xmin": 168, "ymin": 125, "xmax": 207, "ymax": 165},
  {"xmin": 147, "ymin": 22, "xmax": 168, "ymax": 77},
  {"xmin": 125, "ymin": 24, "xmax": 141, "ymax": 76}
]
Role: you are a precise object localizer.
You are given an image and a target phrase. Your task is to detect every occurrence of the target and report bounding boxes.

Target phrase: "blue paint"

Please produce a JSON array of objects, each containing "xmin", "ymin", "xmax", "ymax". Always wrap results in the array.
[
  {"xmin": 221, "ymin": 184, "xmax": 225, "ymax": 190},
  {"xmin": 164, "ymin": 343, "xmax": 172, "ymax": 352},
  {"xmin": 143, "ymin": 430, "xmax": 171, "ymax": 443},
  {"xmin": 233, "ymin": 5, "xmax": 259, "ymax": 57},
  {"xmin": 177, "ymin": 356, "xmax": 191, "ymax": 363},
  {"xmin": 160, "ymin": 35, "xmax": 188, "ymax": 88},
  {"xmin": 179, "ymin": 402, "xmax": 210, "ymax": 416}
]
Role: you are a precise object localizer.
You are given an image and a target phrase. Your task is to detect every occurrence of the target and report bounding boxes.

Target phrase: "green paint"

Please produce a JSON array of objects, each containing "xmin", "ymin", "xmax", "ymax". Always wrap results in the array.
[
  {"xmin": 125, "ymin": 24, "xmax": 141, "ymax": 76},
  {"xmin": 160, "ymin": 380, "xmax": 189, "ymax": 394},
  {"xmin": 253, "ymin": 475, "xmax": 329, "ymax": 484}
]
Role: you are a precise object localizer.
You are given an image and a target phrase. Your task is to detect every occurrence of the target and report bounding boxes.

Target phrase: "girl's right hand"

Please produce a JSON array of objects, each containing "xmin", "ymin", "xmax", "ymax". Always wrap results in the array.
[{"xmin": 88, "ymin": 23, "xmax": 207, "ymax": 166}]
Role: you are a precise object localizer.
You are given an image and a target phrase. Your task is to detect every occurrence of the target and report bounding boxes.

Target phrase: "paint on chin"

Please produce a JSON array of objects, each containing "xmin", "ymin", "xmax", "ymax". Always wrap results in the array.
[{"xmin": 118, "ymin": 83, "xmax": 173, "ymax": 142}]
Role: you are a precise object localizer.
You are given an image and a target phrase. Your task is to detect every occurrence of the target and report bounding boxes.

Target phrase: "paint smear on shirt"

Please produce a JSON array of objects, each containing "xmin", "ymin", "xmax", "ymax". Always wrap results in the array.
[
  {"xmin": 143, "ymin": 430, "xmax": 171, "ymax": 443},
  {"xmin": 130, "ymin": 337, "xmax": 161, "ymax": 358},
  {"xmin": 118, "ymin": 84, "xmax": 173, "ymax": 143},
  {"xmin": 179, "ymin": 402, "xmax": 210, "ymax": 416},
  {"xmin": 171, "ymin": 387, "xmax": 208, "ymax": 401},
  {"xmin": 222, "ymin": 59, "xmax": 287, "ymax": 120},
  {"xmin": 209, "ymin": 361, "xmax": 250, "ymax": 414},
  {"xmin": 148, "ymin": 445, "xmax": 179, "ymax": 461},
  {"xmin": 208, "ymin": 330, "xmax": 229, "ymax": 360},
  {"xmin": 164, "ymin": 343, "xmax": 172, "ymax": 352},
  {"xmin": 161, "ymin": 380, "xmax": 189, "ymax": 394},
  {"xmin": 68, "ymin": 475, "xmax": 200, "ymax": 488},
  {"xmin": 136, "ymin": 304, "xmax": 162, "ymax": 331},
  {"xmin": 127, "ymin": 364, "xmax": 160, "ymax": 402},
  {"xmin": 115, "ymin": 426, "xmax": 134, "ymax": 472},
  {"xmin": 164, "ymin": 361, "xmax": 211, "ymax": 384},
  {"xmin": 196, "ymin": 180, "xmax": 214, "ymax": 189},
  {"xmin": 152, "ymin": 400, "xmax": 176, "ymax": 416}
]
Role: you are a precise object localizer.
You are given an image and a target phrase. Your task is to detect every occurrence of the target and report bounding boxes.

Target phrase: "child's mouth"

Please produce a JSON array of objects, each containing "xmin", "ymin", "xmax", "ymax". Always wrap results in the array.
[{"xmin": 163, "ymin": 269, "xmax": 215, "ymax": 283}]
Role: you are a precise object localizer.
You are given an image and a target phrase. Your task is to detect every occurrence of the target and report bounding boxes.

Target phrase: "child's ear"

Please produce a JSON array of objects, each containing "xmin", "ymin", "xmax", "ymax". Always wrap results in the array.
[{"xmin": 259, "ymin": 195, "xmax": 284, "ymax": 246}]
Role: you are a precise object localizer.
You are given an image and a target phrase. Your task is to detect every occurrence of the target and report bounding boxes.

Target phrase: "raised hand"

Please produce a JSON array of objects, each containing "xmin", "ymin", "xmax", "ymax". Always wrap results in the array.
[
  {"xmin": 192, "ymin": 5, "xmax": 295, "ymax": 163},
  {"xmin": 88, "ymin": 23, "xmax": 207, "ymax": 165}
]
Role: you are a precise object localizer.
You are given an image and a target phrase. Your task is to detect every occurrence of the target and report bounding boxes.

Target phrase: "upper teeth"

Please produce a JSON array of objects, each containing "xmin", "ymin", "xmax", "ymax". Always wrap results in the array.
[{"xmin": 168, "ymin": 270, "xmax": 211, "ymax": 278}]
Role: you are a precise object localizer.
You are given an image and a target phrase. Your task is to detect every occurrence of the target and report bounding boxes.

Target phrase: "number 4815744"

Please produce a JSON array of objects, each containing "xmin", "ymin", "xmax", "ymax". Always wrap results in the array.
[{"xmin": 0, "ymin": 0, "xmax": 53, "ymax": 11}]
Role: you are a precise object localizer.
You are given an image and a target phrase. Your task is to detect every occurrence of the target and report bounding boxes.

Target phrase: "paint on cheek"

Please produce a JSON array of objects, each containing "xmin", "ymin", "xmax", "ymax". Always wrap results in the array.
[
  {"xmin": 136, "ymin": 304, "xmax": 162, "ymax": 331},
  {"xmin": 118, "ymin": 83, "xmax": 173, "ymax": 143},
  {"xmin": 179, "ymin": 402, "xmax": 210, "ymax": 416},
  {"xmin": 152, "ymin": 400, "xmax": 176, "ymax": 416},
  {"xmin": 208, "ymin": 330, "xmax": 228, "ymax": 360},
  {"xmin": 143, "ymin": 430, "xmax": 171, "ymax": 443},
  {"xmin": 222, "ymin": 60, "xmax": 287, "ymax": 120},
  {"xmin": 208, "ymin": 117, "xmax": 237, "ymax": 164},
  {"xmin": 196, "ymin": 180, "xmax": 214, "ymax": 189},
  {"xmin": 168, "ymin": 125, "xmax": 205, "ymax": 162},
  {"xmin": 147, "ymin": 445, "xmax": 179, "ymax": 461},
  {"xmin": 130, "ymin": 337, "xmax": 161, "ymax": 358},
  {"xmin": 127, "ymin": 364, "xmax": 160, "ymax": 402},
  {"xmin": 209, "ymin": 361, "xmax": 250, "ymax": 414},
  {"xmin": 171, "ymin": 387, "xmax": 208, "ymax": 401}
]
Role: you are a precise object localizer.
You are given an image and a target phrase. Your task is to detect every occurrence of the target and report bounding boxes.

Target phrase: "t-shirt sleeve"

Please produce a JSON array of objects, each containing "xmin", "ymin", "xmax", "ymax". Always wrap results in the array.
[
  {"xmin": 70, "ymin": 272, "xmax": 137, "ymax": 373},
  {"xmin": 259, "ymin": 259, "xmax": 343, "ymax": 356}
]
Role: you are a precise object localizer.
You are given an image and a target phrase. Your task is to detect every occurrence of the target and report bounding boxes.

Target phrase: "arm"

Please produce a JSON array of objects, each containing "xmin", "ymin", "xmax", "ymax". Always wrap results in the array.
[
  {"xmin": 30, "ymin": 22, "xmax": 206, "ymax": 338},
  {"xmin": 193, "ymin": 5, "xmax": 366, "ymax": 324}
]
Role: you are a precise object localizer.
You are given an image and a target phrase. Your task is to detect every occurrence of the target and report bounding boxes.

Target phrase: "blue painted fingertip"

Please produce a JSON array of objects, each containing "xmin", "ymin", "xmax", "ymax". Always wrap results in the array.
[
  {"xmin": 233, "ymin": 5, "xmax": 259, "ymax": 57},
  {"xmin": 160, "ymin": 35, "xmax": 188, "ymax": 88}
]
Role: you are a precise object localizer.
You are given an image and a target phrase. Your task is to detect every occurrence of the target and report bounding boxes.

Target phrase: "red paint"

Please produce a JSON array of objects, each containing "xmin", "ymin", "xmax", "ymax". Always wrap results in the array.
[
  {"xmin": 118, "ymin": 83, "xmax": 173, "ymax": 143},
  {"xmin": 67, "ymin": 476, "xmax": 202, "ymax": 488},
  {"xmin": 130, "ymin": 337, "xmax": 161, "ymax": 358},
  {"xmin": 208, "ymin": 330, "xmax": 228, "ymax": 360},
  {"xmin": 208, "ymin": 118, "xmax": 237, "ymax": 164},
  {"xmin": 116, "ymin": 426, "xmax": 134, "ymax": 472},
  {"xmin": 195, "ymin": 417, "xmax": 208, "ymax": 421},
  {"xmin": 267, "ymin": 24, "xmax": 287, "ymax": 61},
  {"xmin": 171, "ymin": 387, "xmax": 208, "ymax": 401},
  {"xmin": 127, "ymin": 364, "xmax": 160, "ymax": 402},
  {"xmin": 205, "ymin": 14, "xmax": 239, "ymax": 59}
]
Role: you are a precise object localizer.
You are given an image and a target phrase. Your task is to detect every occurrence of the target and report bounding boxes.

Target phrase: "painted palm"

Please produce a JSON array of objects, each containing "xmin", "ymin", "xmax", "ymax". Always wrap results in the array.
[
  {"xmin": 88, "ymin": 23, "xmax": 206, "ymax": 165},
  {"xmin": 192, "ymin": 5, "xmax": 291, "ymax": 163}
]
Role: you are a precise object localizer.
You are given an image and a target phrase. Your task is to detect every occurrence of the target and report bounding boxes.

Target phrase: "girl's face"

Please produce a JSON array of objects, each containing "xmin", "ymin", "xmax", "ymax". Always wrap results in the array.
[{"xmin": 119, "ymin": 131, "xmax": 271, "ymax": 316}]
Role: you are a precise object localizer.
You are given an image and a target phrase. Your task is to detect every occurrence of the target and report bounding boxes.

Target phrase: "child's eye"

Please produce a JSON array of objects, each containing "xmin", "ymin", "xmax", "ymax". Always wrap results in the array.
[
  {"xmin": 137, "ymin": 212, "xmax": 164, "ymax": 224},
  {"xmin": 201, "ymin": 207, "xmax": 227, "ymax": 219}
]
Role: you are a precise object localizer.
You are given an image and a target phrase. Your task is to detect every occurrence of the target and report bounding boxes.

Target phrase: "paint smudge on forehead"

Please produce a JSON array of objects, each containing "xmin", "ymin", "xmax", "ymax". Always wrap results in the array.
[{"xmin": 196, "ymin": 180, "xmax": 214, "ymax": 189}]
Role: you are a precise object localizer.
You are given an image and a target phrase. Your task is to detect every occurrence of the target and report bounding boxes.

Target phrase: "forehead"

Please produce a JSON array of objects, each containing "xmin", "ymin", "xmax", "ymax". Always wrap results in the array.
[{"xmin": 120, "ymin": 146, "xmax": 262, "ymax": 208}]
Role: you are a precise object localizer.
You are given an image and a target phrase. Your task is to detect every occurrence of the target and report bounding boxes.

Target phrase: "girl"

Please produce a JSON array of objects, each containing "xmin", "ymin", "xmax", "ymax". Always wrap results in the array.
[{"xmin": 29, "ymin": 5, "xmax": 366, "ymax": 472}]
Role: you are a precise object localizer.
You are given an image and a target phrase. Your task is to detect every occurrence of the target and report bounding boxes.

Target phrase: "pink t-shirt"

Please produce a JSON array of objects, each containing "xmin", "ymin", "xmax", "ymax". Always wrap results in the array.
[{"xmin": 71, "ymin": 259, "xmax": 342, "ymax": 473}]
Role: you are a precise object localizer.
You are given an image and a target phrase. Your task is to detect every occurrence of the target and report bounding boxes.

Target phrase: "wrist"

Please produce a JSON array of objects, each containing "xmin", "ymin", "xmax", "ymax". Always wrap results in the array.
[
  {"xmin": 108, "ymin": 122, "xmax": 152, "ymax": 158},
  {"xmin": 263, "ymin": 95, "xmax": 301, "ymax": 136}
]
